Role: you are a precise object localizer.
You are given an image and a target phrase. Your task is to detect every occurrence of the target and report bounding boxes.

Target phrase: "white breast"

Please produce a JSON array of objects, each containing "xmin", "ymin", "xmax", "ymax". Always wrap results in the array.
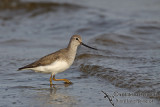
[{"xmin": 30, "ymin": 60, "xmax": 70, "ymax": 75}]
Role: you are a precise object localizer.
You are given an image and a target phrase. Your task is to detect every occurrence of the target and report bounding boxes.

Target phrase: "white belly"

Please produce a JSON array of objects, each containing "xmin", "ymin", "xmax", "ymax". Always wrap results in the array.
[{"xmin": 29, "ymin": 60, "xmax": 70, "ymax": 75}]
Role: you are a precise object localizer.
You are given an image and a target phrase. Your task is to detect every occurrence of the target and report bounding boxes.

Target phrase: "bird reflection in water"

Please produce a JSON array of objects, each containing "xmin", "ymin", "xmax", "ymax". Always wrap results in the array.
[{"xmin": 33, "ymin": 84, "xmax": 77, "ymax": 106}]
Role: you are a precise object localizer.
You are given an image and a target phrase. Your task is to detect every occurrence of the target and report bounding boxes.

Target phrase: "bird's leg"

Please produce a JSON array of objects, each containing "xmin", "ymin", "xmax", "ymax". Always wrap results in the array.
[
  {"xmin": 50, "ymin": 74, "xmax": 53, "ymax": 87},
  {"xmin": 52, "ymin": 75, "xmax": 72, "ymax": 84}
]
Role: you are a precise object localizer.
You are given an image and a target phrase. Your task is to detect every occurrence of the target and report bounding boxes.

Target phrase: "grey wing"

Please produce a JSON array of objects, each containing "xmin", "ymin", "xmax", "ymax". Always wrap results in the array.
[{"xmin": 18, "ymin": 53, "xmax": 60, "ymax": 71}]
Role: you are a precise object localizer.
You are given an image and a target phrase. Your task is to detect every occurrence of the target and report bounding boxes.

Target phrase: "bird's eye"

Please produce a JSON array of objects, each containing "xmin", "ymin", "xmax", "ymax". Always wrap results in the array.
[{"xmin": 76, "ymin": 38, "xmax": 79, "ymax": 40}]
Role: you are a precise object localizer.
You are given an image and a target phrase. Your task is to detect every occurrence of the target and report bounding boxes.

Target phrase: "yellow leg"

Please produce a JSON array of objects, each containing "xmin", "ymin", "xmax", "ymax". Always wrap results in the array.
[
  {"xmin": 49, "ymin": 74, "xmax": 53, "ymax": 86},
  {"xmin": 53, "ymin": 75, "xmax": 72, "ymax": 84}
]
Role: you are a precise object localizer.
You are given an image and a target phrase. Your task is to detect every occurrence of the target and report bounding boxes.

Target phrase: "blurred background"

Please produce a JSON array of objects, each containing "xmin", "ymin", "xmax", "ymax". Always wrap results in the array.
[{"xmin": 0, "ymin": 0, "xmax": 160, "ymax": 107}]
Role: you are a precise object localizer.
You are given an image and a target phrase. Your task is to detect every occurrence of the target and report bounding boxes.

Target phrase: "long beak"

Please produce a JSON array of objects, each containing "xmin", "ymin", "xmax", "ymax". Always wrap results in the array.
[{"xmin": 81, "ymin": 42, "xmax": 98, "ymax": 50}]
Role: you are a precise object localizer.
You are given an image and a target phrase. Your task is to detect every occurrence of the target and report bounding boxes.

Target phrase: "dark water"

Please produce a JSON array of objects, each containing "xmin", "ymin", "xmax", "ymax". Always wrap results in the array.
[{"xmin": 0, "ymin": 0, "xmax": 160, "ymax": 107}]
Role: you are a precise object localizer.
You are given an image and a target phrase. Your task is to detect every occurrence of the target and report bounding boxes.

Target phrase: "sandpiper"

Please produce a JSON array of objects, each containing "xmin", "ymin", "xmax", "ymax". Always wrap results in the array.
[{"xmin": 18, "ymin": 35, "xmax": 98, "ymax": 86}]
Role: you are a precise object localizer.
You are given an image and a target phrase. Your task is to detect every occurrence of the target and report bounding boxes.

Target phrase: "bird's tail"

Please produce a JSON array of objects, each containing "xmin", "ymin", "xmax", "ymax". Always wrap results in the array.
[{"xmin": 17, "ymin": 67, "xmax": 25, "ymax": 71}]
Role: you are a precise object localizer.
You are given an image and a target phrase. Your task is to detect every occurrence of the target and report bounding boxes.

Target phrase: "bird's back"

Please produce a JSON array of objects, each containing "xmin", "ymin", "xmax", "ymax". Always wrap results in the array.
[{"xmin": 18, "ymin": 48, "xmax": 69, "ymax": 71}]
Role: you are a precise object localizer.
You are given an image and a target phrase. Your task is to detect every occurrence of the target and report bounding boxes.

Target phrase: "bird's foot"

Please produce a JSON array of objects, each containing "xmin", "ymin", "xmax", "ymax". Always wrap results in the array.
[
  {"xmin": 64, "ymin": 81, "xmax": 73, "ymax": 84},
  {"xmin": 50, "ymin": 83, "xmax": 53, "ymax": 87}
]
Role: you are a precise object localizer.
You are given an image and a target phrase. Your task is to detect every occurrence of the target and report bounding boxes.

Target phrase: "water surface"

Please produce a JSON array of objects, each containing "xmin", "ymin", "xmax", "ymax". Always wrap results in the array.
[{"xmin": 0, "ymin": 0, "xmax": 160, "ymax": 106}]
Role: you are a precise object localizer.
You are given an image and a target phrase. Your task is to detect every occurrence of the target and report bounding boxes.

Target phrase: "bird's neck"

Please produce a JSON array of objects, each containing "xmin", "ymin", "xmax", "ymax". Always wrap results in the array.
[
  {"xmin": 66, "ymin": 43, "xmax": 78, "ymax": 65},
  {"xmin": 67, "ymin": 45, "xmax": 78, "ymax": 56},
  {"xmin": 67, "ymin": 40, "xmax": 78, "ymax": 54}
]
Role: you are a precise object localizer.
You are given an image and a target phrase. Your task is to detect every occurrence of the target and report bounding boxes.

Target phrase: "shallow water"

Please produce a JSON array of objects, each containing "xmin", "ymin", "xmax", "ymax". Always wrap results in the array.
[{"xmin": 0, "ymin": 0, "xmax": 160, "ymax": 107}]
